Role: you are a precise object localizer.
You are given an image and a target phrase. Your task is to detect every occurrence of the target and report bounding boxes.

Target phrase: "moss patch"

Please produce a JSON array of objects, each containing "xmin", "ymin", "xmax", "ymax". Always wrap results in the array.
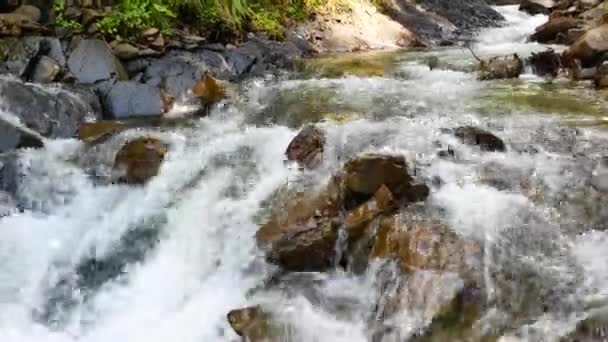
[
  {"xmin": 296, "ymin": 50, "xmax": 400, "ymax": 78},
  {"xmin": 473, "ymin": 81, "xmax": 608, "ymax": 117}
]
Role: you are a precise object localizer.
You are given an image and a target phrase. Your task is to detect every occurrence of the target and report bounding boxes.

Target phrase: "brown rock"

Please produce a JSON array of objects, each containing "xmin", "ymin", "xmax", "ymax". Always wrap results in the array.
[
  {"xmin": 344, "ymin": 153, "xmax": 413, "ymax": 199},
  {"xmin": 142, "ymin": 27, "xmax": 160, "ymax": 37},
  {"xmin": 78, "ymin": 121, "xmax": 128, "ymax": 143},
  {"xmin": 227, "ymin": 306, "xmax": 291, "ymax": 341},
  {"xmin": 526, "ymin": 49, "xmax": 562, "ymax": 78},
  {"xmin": 563, "ymin": 24, "xmax": 608, "ymax": 68},
  {"xmin": 256, "ymin": 175, "xmax": 346, "ymax": 249},
  {"xmin": 344, "ymin": 184, "xmax": 396, "ymax": 240},
  {"xmin": 530, "ymin": 16, "xmax": 581, "ymax": 43},
  {"xmin": 370, "ymin": 218, "xmax": 482, "ymax": 283},
  {"xmin": 150, "ymin": 35, "xmax": 165, "ymax": 50},
  {"xmin": 285, "ymin": 125, "xmax": 326, "ymax": 169},
  {"xmin": 192, "ymin": 73, "xmax": 225, "ymax": 106},
  {"xmin": 113, "ymin": 136, "xmax": 168, "ymax": 184},
  {"xmin": 227, "ymin": 306, "xmax": 271, "ymax": 340},
  {"xmin": 267, "ymin": 217, "xmax": 341, "ymax": 271},
  {"xmin": 477, "ymin": 54, "xmax": 524, "ymax": 80}
]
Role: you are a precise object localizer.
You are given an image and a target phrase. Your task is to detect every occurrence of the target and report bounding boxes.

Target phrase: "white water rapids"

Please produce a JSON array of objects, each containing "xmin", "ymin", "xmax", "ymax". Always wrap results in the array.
[{"xmin": 2, "ymin": 5, "xmax": 608, "ymax": 342}]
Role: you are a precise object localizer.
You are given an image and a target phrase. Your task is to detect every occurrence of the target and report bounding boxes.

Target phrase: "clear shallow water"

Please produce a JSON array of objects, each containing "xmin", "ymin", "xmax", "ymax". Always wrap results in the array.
[{"xmin": 2, "ymin": 5, "xmax": 608, "ymax": 342}]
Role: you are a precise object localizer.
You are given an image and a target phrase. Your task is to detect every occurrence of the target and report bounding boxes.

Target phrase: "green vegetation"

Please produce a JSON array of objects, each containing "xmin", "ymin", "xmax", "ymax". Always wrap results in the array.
[
  {"xmin": 54, "ymin": 0, "xmax": 324, "ymax": 42},
  {"xmin": 53, "ymin": 0, "xmax": 83, "ymax": 32}
]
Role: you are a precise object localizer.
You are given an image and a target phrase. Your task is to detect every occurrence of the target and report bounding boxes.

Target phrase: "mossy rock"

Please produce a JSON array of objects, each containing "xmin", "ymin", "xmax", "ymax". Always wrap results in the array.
[{"xmin": 113, "ymin": 136, "xmax": 168, "ymax": 184}]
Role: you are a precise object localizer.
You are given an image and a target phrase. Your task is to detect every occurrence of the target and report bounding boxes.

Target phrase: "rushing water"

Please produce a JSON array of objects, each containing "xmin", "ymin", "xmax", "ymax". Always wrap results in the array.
[{"xmin": 2, "ymin": 5, "xmax": 608, "ymax": 342}]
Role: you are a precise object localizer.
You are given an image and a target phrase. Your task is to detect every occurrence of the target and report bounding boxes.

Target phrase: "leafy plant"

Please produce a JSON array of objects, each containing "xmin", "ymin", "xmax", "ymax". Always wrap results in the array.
[
  {"xmin": 98, "ymin": 0, "xmax": 176, "ymax": 41},
  {"xmin": 53, "ymin": 0, "xmax": 83, "ymax": 32}
]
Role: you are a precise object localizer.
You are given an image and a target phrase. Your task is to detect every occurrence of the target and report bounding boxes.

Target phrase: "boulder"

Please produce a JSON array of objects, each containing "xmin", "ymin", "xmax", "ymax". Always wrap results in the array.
[
  {"xmin": 31, "ymin": 55, "xmax": 60, "ymax": 83},
  {"xmin": 67, "ymin": 39, "xmax": 128, "ymax": 84},
  {"xmin": 256, "ymin": 176, "xmax": 346, "ymax": 249},
  {"xmin": 78, "ymin": 121, "xmax": 128, "ymax": 143},
  {"xmin": 344, "ymin": 185, "xmax": 396, "ymax": 240},
  {"xmin": 530, "ymin": 17, "xmax": 582, "ymax": 43},
  {"xmin": 285, "ymin": 125, "xmax": 326, "ymax": 169},
  {"xmin": 343, "ymin": 153, "xmax": 413, "ymax": 199},
  {"xmin": 267, "ymin": 217, "xmax": 341, "ymax": 271},
  {"xmin": 477, "ymin": 54, "xmax": 523, "ymax": 80},
  {"xmin": 13, "ymin": 5, "xmax": 40, "ymax": 22},
  {"xmin": 227, "ymin": 306, "xmax": 271, "ymax": 341},
  {"xmin": 113, "ymin": 136, "xmax": 168, "ymax": 184},
  {"xmin": 594, "ymin": 61, "xmax": 608, "ymax": 88},
  {"xmin": 0, "ymin": 11, "xmax": 45, "ymax": 36},
  {"xmin": 191, "ymin": 73, "xmax": 225, "ymax": 106},
  {"xmin": 448, "ymin": 126, "xmax": 506, "ymax": 152},
  {"xmin": 563, "ymin": 24, "xmax": 608, "ymax": 68},
  {"xmin": 0, "ymin": 37, "xmax": 64, "ymax": 80},
  {"xmin": 370, "ymin": 218, "xmax": 482, "ymax": 284},
  {"xmin": 519, "ymin": 0, "xmax": 557, "ymax": 14},
  {"xmin": 99, "ymin": 81, "xmax": 166, "ymax": 119},
  {"xmin": 0, "ymin": 77, "xmax": 101, "ymax": 152},
  {"xmin": 112, "ymin": 43, "xmax": 140, "ymax": 61},
  {"xmin": 227, "ymin": 306, "xmax": 291, "ymax": 341},
  {"xmin": 527, "ymin": 49, "xmax": 562, "ymax": 78}
]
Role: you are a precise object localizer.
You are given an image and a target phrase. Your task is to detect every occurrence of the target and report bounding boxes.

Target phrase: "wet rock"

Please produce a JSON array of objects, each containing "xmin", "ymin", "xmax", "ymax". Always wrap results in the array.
[
  {"xmin": 267, "ymin": 217, "xmax": 341, "ymax": 272},
  {"xmin": 344, "ymin": 153, "xmax": 414, "ymax": 200},
  {"xmin": 370, "ymin": 218, "xmax": 482, "ymax": 283},
  {"xmin": 561, "ymin": 317, "xmax": 608, "ymax": 342},
  {"xmin": 530, "ymin": 16, "xmax": 582, "ymax": 43},
  {"xmin": 450, "ymin": 126, "xmax": 506, "ymax": 152},
  {"xmin": 285, "ymin": 125, "xmax": 326, "ymax": 169},
  {"xmin": 0, "ymin": 37, "xmax": 61, "ymax": 80},
  {"xmin": 563, "ymin": 24, "xmax": 608, "ymax": 68},
  {"xmin": 527, "ymin": 49, "xmax": 562, "ymax": 78},
  {"xmin": 67, "ymin": 39, "xmax": 128, "ymax": 84},
  {"xmin": 31, "ymin": 55, "xmax": 60, "ymax": 83},
  {"xmin": 227, "ymin": 306, "xmax": 271, "ymax": 340},
  {"xmin": 113, "ymin": 136, "xmax": 168, "ymax": 184},
  {"xmin": 191, "ymin": 73, "xmax": 225, "ymax": 107},
  {"xmin": 256, "ymin": 176, "xmax": 346, "ymax": 250},
  {"xmin": 99, "ymin": 81, "xmax": 165, "ymax": 118},
  {"xmin": 78, "ymin": 121, "xmax": 128, "ymax": 143},
  {"xmin": 227, "ymin": 306, "xmax": 291, "ymax": 341},
  {"xmin": 344, "ymin": 185, "xmax": 396, "ymax": 240},
  {"xmin": 520, "ymin": 0, "xmax": 557, "ymax": 14},
  {"xmin": 0, "ymin": 77, "xmax": 101, "ymax": 152},
  {"xmin": 594, "ymin": 60, "xmax": 608, "ymax": 88},
  {"xmin": 477, "ymin": 54, "xmax": 524, "ymax": 80}
]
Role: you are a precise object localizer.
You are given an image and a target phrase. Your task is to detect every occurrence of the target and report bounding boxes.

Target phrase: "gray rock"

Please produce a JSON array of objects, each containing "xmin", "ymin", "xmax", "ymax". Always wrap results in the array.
[
  {"xmin": 0, "ymin": 76, "xmax": 101, "ymax": 151},
  {"xmin": 67, "ymin": 39, "xmax": 128, "ymax": 84},
  {"xmin": 31, "ymin": 55, "xmax": 60, "ymax": 83},
  {"xmin": 99, "ymin": 81, "xmax": 164, "ymax": 118},
  {"xmin": 0, "ymin": 190, "xmax": 16, "ymax": 216},
  {"xmin": 227, "ymin": 51, "xmax": 256, "ymax": 77}
]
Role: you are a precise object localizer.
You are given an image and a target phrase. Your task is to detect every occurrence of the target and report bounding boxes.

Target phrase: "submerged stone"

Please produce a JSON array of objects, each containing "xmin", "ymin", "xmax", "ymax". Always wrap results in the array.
[{"xmin": 451, "ymin": 126, "xmax": 506, "ymax": 152}]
